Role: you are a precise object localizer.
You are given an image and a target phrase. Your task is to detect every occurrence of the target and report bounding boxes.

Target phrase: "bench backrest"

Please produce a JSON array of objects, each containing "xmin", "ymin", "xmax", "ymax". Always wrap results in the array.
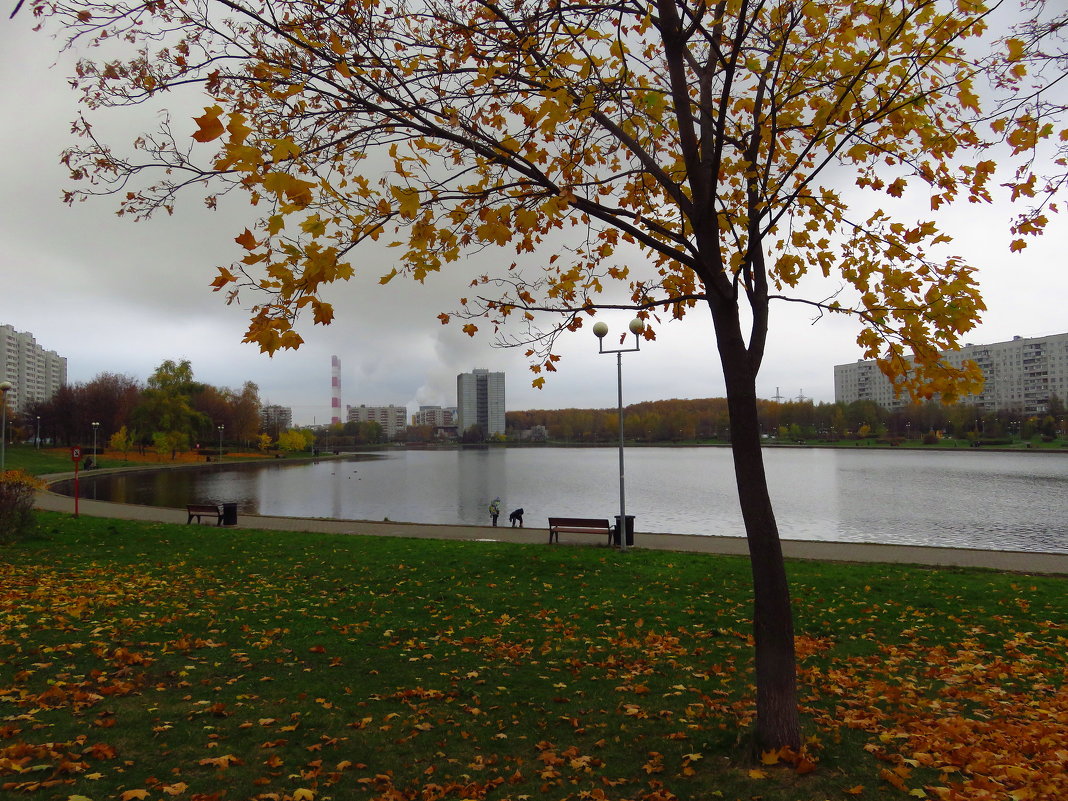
[{"xmin": 548, "ymin": 517, "xmax": 611, "ymax": 529}]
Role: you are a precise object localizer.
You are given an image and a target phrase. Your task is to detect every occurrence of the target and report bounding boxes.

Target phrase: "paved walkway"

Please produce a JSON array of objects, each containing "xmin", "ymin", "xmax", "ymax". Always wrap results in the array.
[{"xmin": 33, "ymin": 479, "xmax": 1068, "ymax": 575}]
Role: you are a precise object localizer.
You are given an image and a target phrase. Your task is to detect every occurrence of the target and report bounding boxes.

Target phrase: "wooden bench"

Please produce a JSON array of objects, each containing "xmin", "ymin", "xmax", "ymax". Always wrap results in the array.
[
  {"xmin": 547, "ymin": 517, "xmax": 613, "ymax": 545},
  {"xmin": 186, "ymin": 503, "xmax": 223, "ymax": 525}
]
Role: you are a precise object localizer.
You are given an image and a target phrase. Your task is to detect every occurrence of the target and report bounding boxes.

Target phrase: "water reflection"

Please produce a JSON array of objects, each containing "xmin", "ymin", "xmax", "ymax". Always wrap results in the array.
[
  {"xmin": 60, "ymin": 447, "xmax": 1068, "ymax": 552},
  {"xmin": 457, "ymin": 449, "xmax": 507, "ymax": 524}
]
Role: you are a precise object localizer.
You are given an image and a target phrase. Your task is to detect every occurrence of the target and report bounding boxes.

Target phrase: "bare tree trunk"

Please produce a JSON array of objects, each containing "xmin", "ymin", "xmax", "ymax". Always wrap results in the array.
[{"xmin": 711, "ymin": 301, "xmax": 801, "ymax": 752}]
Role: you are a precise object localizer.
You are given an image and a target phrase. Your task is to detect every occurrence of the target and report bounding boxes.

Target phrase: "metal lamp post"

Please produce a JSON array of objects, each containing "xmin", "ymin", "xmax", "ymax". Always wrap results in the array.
[
  {"xmin": 91, "ymin": 422, "xmax": 100, "ymax": 467},
  {"xmin": 593, "ymin": 318, "xmax": 644, "ymax": 551},
  {"xmin": 36, "ymin": 416, "xmax": 40, "ymax": 450},
  {"xmin": 0, "ymin": 381, "xmax": 12, "ymax": 471},
  {"xmin": 218, "ymin": 425, "xmax": 224, "ymax": 462}
]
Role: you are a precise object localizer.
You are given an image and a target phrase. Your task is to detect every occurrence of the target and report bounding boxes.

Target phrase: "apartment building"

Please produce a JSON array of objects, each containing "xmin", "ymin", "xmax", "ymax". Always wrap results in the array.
[
  {"xmin": 411, "ymin": 405, "xmax": 456, "ymax": 427},
  {"xmin": 456, "ymin": 368, "xmax": 506, "ymax": 436},
  {"xmin": 260, "ymin": 404, "xmax": 293, "ymax": 434},
  {"xmin": 834, "ymin": 332, "xmax": 1068, "ymax": 415},
  {"xmin": 0, "ymin": 324, "xmax": 67, "ymax": 413},
  {"xmin": 347, "ymin": 403, "xmax": 408, "ymax": 440}
]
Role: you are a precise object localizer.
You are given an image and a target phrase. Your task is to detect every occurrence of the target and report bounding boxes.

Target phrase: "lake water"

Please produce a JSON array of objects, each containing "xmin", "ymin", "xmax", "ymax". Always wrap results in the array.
[{"xmin": 66, "ymin": 447, "xmax": 1068, "ymax": 552}]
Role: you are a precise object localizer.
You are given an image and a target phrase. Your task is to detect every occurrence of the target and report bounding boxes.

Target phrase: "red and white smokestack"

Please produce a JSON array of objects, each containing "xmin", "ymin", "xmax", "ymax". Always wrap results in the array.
[{"xmin": 331, "ymin": 355, "xmax": 341, "ymax": 425}]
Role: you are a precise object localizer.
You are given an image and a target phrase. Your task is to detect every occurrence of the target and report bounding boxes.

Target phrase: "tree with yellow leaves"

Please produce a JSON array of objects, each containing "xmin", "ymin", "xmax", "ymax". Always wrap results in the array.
[{"xmin": 27, "ymin": 0, "xmax": 1065, "ymax": 749}]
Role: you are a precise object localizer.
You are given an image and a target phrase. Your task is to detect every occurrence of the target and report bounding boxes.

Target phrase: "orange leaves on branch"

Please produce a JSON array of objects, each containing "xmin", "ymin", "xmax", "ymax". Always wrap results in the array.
[
  {"xmin": 235, "ymin": 229, "xmax": 258, "ymax": 250},
  {"xmin": 191, "ymin": 106, "xmax": 225, "ymax": 143}
]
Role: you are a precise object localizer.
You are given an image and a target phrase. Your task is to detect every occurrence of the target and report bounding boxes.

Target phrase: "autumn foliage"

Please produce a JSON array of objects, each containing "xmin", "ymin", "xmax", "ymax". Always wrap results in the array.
[
  {"xmin": 26, "ymin": 0, "xmax": 1068, "ymax": 753},
  {"xmin": 32, "ymin": 0, "xmax": 1063, "ymax": 397}
]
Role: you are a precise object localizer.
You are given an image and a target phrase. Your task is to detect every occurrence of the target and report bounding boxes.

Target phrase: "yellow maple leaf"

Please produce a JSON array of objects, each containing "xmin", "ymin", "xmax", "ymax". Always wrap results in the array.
[
  {"xmin": 269, "ymin": 138, "xmax": 302, "ymax": 162},
  {"xmin": 760, "ymin": 748, "xmax": 781, "ymax": 765},
  {"xmin": 390, "ymin": 185, "xmax": 421, "ymax": 219},
  {"xmin": 293, "ymin": 790, "xmax": 315, "ymax": 801},
  {"xmin": 225, "ymin": 113, "xmax": 252, "ymax": 144},
  {"xmin": 120, "ymin": 791, "xmax": 149, "ymax": 801}
]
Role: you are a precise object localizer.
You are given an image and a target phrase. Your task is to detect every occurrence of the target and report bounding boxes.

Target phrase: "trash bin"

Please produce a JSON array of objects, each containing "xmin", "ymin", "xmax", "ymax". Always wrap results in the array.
[
  {"xmin": 221, "ymin": 502, "xmax": 238, "ymax": 526},
  {"xmin": 613, "ymin": 515, "xmax": 635, "ymax": 546}
]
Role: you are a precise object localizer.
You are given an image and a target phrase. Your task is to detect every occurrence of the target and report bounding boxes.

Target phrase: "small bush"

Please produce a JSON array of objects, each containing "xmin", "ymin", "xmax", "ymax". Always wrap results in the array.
[
  {"xmin": 0, "ymin": 469, "xmax": 44, "ymax": 543},
  {"xmin": 923, "ymin": 431, "xmax": 940, "ymax": 445}
]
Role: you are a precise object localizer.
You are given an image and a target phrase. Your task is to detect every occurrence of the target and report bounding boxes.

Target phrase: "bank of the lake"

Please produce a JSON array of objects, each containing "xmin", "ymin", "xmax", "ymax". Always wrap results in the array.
[{"xmin": 51, "ymin": 445, "xmax": 1068, "ymax": 554}]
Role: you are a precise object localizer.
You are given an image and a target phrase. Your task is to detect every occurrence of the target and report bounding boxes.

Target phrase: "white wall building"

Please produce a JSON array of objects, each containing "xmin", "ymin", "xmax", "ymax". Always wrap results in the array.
[
  {"xmin": 0, "ymin": 324, "xmax": 67, "ymax": 413},
  {"xmin": 456, "ymin": 369, "xmax": 506, "ymax": 436},
  {"xmin": 834, "ymin": 332, "xmax": 1068, "ymax": 415},
  {"xmin": 347, "ymin": 404, "xmax": 408, "ymax": 439},
  {"xmin": 411, "ymin": 405, "xmax": 456, "ymax": 427}
]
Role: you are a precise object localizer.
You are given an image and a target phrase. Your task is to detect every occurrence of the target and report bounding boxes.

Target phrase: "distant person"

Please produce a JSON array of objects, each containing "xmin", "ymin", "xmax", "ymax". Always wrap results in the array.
[
  {"xmin": 509, "ymin": 508, "xmax": 524, "ymax": 527},
  {"xmin": 489, "ymin": 497, "xmax": 501, "ymax": 527}
]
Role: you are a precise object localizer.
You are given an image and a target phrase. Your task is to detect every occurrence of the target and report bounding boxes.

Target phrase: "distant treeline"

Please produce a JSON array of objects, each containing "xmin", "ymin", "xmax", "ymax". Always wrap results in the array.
[{"xmin": 506, "ymin": 396, "xmax": 1066, "ymax": 443}]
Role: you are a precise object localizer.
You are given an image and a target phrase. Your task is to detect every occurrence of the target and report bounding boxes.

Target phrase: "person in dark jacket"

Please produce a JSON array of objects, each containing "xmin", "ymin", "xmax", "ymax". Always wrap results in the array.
[{"xmin": 509, "ymin": 508, "xmax": 524, "ymax": 527}]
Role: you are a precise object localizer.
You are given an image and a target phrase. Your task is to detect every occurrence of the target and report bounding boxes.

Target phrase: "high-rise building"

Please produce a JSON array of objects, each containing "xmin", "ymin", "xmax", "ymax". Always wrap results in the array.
[
  {"xmin": 261, "ymin": 404, "xmax": 293, "ymax": 434},
  {"xmin": 456, "ymin": 368, "xmax": 506, "ymax": 436},
  {"xmin": 834, "ymin": 331, "xmax": 1068, "ymax": 415},
  {"xmin": 0, "ymin": 324, "xmax": 67, "ymax": 413},
  {"xmin": 347, "ymin": 404, "xmax": 408, "ymax": 440}
]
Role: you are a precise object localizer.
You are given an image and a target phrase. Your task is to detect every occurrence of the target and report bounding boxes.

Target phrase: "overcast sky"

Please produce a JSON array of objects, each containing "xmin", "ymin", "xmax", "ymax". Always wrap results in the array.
[{"xmin": 2, "ymin": 19, "xmax": 1065, "ymax": 426}]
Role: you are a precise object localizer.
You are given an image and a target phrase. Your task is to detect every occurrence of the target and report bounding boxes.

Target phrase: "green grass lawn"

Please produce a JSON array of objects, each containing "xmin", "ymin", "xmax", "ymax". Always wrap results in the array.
[
  {"xmin": 1, "ymin": 512, "xmax": 1066, "ymax": 801},
  {"xmin": 2, "ymin": 446, "xmax": 89, "ymax": 476},
  {"xmin": 1, "ymin": 444, "xmax": 318, "ymax": 479}
]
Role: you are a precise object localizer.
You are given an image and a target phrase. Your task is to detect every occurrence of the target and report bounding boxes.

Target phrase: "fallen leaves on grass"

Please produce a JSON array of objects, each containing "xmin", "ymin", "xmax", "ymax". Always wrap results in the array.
[{"xmin": 2, "ymin": 536, "xmax": 1065, "ymax": 801}]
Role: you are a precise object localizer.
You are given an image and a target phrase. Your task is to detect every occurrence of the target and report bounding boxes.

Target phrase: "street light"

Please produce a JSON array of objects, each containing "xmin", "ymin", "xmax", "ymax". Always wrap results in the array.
[
  {"xmin": 0, "ymin": 381, "xmax": 11, "ymax": 471},
  {"xmin": 36, "ymin": 416, "xmax": 40, "ymax": 450},
  {"xmin": 593, "ymin": 317, "xmax": 644, "ymax": 551},
  {"xmin": 91, "ymin": 422, "xmax": 100, "ymax": 467},
  {"xmin": 218, "ymin": 425, "xmax": 225, "ymax": 462}
]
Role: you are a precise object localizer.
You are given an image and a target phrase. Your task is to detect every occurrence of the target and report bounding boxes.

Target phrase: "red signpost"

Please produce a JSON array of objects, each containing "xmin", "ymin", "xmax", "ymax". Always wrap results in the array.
[{"xmin": 71, "ymin": 447, "xmax": 81, "ymax": 517}]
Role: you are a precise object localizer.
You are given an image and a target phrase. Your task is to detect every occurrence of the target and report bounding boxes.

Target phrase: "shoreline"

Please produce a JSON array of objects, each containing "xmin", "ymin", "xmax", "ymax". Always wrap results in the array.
[{"xmin": 33, "ymin": 476, "xmax": 1068, "ymax": 576}]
